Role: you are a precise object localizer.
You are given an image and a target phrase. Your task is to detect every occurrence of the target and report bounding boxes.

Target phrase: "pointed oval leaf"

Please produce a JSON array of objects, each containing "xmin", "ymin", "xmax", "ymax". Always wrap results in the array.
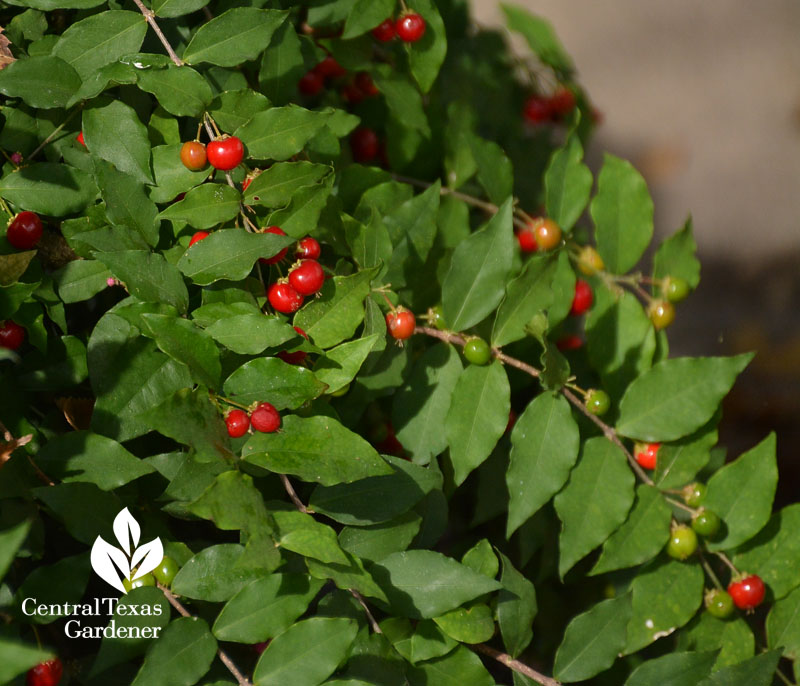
[
  {"xmin": 223, "ymin": 357, "xmax": 326, "ymax": 410},
  {"xmin": 136, "ymin": 66, "xmax": 213, "ymax": 117},
  {"xmin": 497, "ymin": 551, "xmax": 537, "ymax": 657},
  {"xmin": 0, "ymin": 55, "xmax": 80, "ymax": 108},
  {"xmin": 0, "ymin": 163, "xmax": 97, "ymax": 216},
  {"xmin": 235, "ymin": 105, "xmax": 333, "ymax": 161},
  {"xmin": 545, "ymin": 133, "xmax": 593, "ymax": 232},
  {"xmin": 158, "ymin": 183, "xmax": 241, "ymax": 229},
  {"xmin": 172, "ymin": 544, "xmax": 264, "ymax": 602},
  {"xmin": 625, "ymin": 651, "xmax": 717, "ymax": 686}
]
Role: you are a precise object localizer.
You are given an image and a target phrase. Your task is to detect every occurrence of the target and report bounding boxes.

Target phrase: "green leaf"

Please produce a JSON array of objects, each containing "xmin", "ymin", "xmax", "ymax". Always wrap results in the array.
[
  {"xmin": 253, "ymin": 617, "xmax": 358, "ymax": 686},
  {"xmin": 697, "ymin": 651, "xmax": 781, "ymax": 686},
  {"xmin": 314, "ymin": 334, "xmax": 380, "ymax": 393},
  {"xmin": 0, "ymin": 520, "xmax": 32, "ymax": 582},
  {"xmin": 501, "ymin": 4, "xmax": 573, "ymax": 72},
  {"xmin": 257, "ymin": 21, "xmax": 305, "ymax": 105},
  {"xmin": 293, "ymin": 267, "xmax": 377, "ymax": 349},
  {"xmin": 83, "ymin": 98, "xmax": 153, "ymax": 184},
  {"xmin": 275, "ymin": 512, "xmax": 348, "ymax": 565},
  {"xmin": 383, "ymin": 180, "xmax": 441, "ymax": 262},
  {"xmin": 553, "ymin": 594, "xmax": 633, "ymax": 682},
  {"xmin": 189, "ymin": 471, "xmax": 273, "ymax": 535},
  {"xmin": 653, "ymin": 415, "xmax": 719, "ymax": 489},
  {"xmin": 150, "ymin": 143, "xmax": 212, "ymax": 204},
  {"xmin": 0, "ymin": 251, "xmax": 37, "ymax": 287},
  {"xmin": 342, "ymin": 0, "xmax": 394, "ymax": 38},
  {"xmin": 213, "ymin": 573, "xmax": 324, "ymax": 643},
  {"xmin": 734, "ymin": 504, "xmax": 800, "ymax": 600},
  {"xmin": 93, "ymin": 158, "xmax": 159, "ymax": 246},
  {"xmin": 680, "ymin": 613, "xmax": 754, "ymax": 670},
  {"xmin": 223, "ymin": 357, "xmax": 326, "ymax": 410},
  {"xmin": 95, "ymin": 251, "xmax": 189, "ymax": 313},
  {"xmin": 382, "ymin": 617, "xmax": 455, "ymax": 665},
  {"xmin": 310, "ymin": 455, "xmax": 441, "ymax": 525},
  {"xmin": 497, "ymin": 551, "xmax": 537, "ymax": 657},
  {"xmin": 141, "ymin": 313, "xmax": 221, "ymax": 388},
  {"xmin": 0, "ymin": 640, "xmax": 53, "ymax": 685},
  {"xmin": 616, "ymin": 354, "xmax": 753, "ymax": 442},
  {"xmin": 137, "ymin": 66, "xmax": 213, "ymax": 117},
  {"xmin": 545, "ymin": 133, "xmax": 593, "ymax": 232},
  {"xmin": 34, "ymin": 482, "xmax": 121, "ymax": 545},
  {"xmin": 68, "ymin": 61, "xmax": 138, "ymax": 107},
  {"xmin": 653, "ymin": 217, "xmax": 700, "ymax": 289},
  {"xmin": 183, "ymin": 9, "xmax": 287, "ymax": 66},
  {"xmin": 590, "ymin": 485, "xmax": 673, "ymax": 575},
  {"xmin": 372, "ymin": 550, "xmax": 502, "ymax": 619},
  {"xmin": 392, "ymin": 343, "xmax": 463, "ymax": 465},
  {"xmin": 407, "ymin": 644, "xmax": 494, "ymax": 686},
  {"xmin": 625, "ymin": 651, "xmax": 716, "ymax": 686},
  {"xmin": 442, "ymin": 199, "xmax": 514, "ymax": 331},
  {"xmin": 433, "ymin": 603, "xmax": 494, "ymax": 644},
  {"xmin": 624, "ymin": 560, "xmax": 704, "ymax": 654},
  {"xmin": 209, "ymin": 88, "xmax": 271, "ymax": 133},
  {"xmin": 339, "ymin": 512, "xmax": 422, "ymax": 563},
  {"xmin": 158, "ymin": 183, "xmax": 241, "ymax": 230},
  {"xmin": 34, "ymin": 431, "xmax": 154, "ymax": 490},
  {"xmin": 446, "ymin": 361, "xmax": 510, "ymax": 485},
  {"xmin": 177, "ymin": 228, "xmax": 293, "ymax": 284},
  {"xmin": 554, "ymin": 436, "xmax": 635, "ymax": 578},
  {"xmin": 373, "ymin": 68, "xmax": 430, "ymax": 135},
  {"xmin": 0, "ymin": 55, "xmax": 80, "ymax": 108},
  {"xmin": 244, "ymin": 161, "xmax": 329, "ymax": 207},
  {"xmin": 236, "ymin": 105, "xmax": 333, "ymax": 161},
  {"xmin": 131, "ymin": 617, "xmax": 217, "ymax": 686},
  {"xmin": 471, "ymin": 135, "xmax": 514, "ymax": 205},
  {"xmin": 18, "ymin": 553, "xmax": 91, "ymax": 624},
  {"xmin": 461, "ymin": 539, "xmax": 499, "ymax": 579},
  {"xmin": 306, "ymin": 551, "xmax": 388, "ymax": 602},
  {"xmin": 767, "ymin": 585, "xmax": 800, "ymax": 660},
  {"xmin": 506, "ymin": 393, "xmax": 580, "ymax": 536},
  {"xmin": 267, "ymin": 175, "xmax": 334, "ymax": 238},
  {"xmin": 206, "ymin": 313, "xmax": 297, "ymax": 355},
  {"xmin": 0, "ymin": 163, "xmax": 97, "ymax": 216},
  {"xmin": 590, "ymin": 154, "xmax": 654, "ymax": 274},
  {"xmin": 702, "ymin": 433, "xmax": 778, "ymax": 551},
  {"xmin": 152, "ymin": 0, "xmax": 209, "ymax": 19},
  {"xmin": 172, "ymin": 544, "xmax": 266, "ymax": 602},
  {"xmin": 242, "ymin": 415, "xmax": 392, "ymax": 485},
  {"xmin": 405, "ymin": 0, "xmax": 448, "ymax": 93},
  {"xmin": 53, "ymin": 10, "xmax": 147, "ymax": 80}
]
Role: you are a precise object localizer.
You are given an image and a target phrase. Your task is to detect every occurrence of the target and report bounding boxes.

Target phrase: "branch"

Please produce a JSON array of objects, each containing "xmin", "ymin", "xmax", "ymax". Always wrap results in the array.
[
  {"xmin": 349, "ymin": 590, "xmax": 382, "ymax": 634},
  {"xmin": 473, "ymin": 644, "xmax": 561, "ymax": 686},
  {"xmin": 130, "ymin": 0, "xmax": 184, "ymax": 66},
  {"xmin": 25, "ymin": 105, "xmax": 83, "ymax": 163},
  {"xmin": 158, "ymin": 583, "xmax": 253, "ymax": 686},
  {"xmin": 280, "ymin": 474, "xmax": 312, "ymax": 514}
]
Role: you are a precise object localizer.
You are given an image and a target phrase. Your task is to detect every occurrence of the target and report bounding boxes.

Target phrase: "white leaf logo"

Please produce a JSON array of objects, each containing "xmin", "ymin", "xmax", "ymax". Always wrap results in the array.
[{"xmin": 90, "ymin": 508, "xmax": 163, "ymax": 593}]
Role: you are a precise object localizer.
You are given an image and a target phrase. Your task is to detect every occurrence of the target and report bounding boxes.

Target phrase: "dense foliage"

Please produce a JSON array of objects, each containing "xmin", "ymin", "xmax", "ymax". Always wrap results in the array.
[{"xmin": 0, "ymin": 0, "xmax": 796, "ymax": 684}]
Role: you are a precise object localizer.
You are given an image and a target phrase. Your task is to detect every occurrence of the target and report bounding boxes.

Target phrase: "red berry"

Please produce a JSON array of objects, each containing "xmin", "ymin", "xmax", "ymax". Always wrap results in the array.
[
  {"xmin": 342, "ymin": 83, "xmax": 366, "ymax": 105},
  {"xmin": 188, "ymin": 231, "xmax": 209, "ymax": 247},
  {"xmin": 298, "ymin": 70, "xmax": 324, "ymax": 96},
  {"xmin": 288, "ymin": 259, "xmax": 325, "ymax": 296},
  {"xmin": 206, "ymin": 136, "xmax": 244, "ymax": 171},
  {"xmin": 396, "ymin": 13, "xmax": 426, "ymax": 42},
  {"xmin": 314, "ymin": 55, "xmax": 346, "ymax": 80},
  {"xmin": 180, "ymin": 140, "xmax": 207, "ymax": 171},
  {"xmin": 295, "ymin": 237, "xmax": 321, "ymax": 260},
  {"xmin": 728, "ymin": 575, "xmax": 766, "ymax": 610},
  {"xmin": 386, "ymin": 308, "xmax": 415, "ymax": 340},
  {"xmin": 354, "ymin": 71, "xmax": 379, "ymax": 97},
  {"xmin": 251, "ymin": 402, "xmax": 280, "ymax": 433},
  {"xmin": 225, "ymin": 409, "xmax": 250, "ymax": 438},
  {"xmin": 0, "ymin": 320, "xmax": 25, "ymax": 350},
  {"xmin": 10, "ymin": 151, "xmax": 23, "ymax": 164},
  {"xmin": 372, "ymin": 18, "xmax": 396, "ymax": 42},
  {"xmin": 26, "ymin": 658, "xmax": 63, "ymax": 686},
  {"xmin": 549, "ymin": 87, "xmax": 577, "ymax": 118},
  {"xmin": 350, "ymin": 127, "xmax": 380, "ymax": 164},
  {"xmin": 268, "ymin": 282, "xmax": 304, "ymax": 314},
  {"xmin": 634, "ymin": 442, "xmax": 660, "ymax": 470},
  {"xmin": 570, "ymin": 279, "xmax": 593, "ymax": 316},
  {"xmin": 76, "ymin": 131, "xmax": 86, "ymax": 147},
  {"xmin": 278, "ymin": 326, "xmax": 309, "ymax": 365},
  {"xmin": 7, "ymin": 211, "xmax": 43, "ymax": 250},
  {"xmin": 260, "ymin": 226, "xmax": 288, "ymax": 265},
  {"xmin": 523, "ymin": 95, "xmax": 552, "ymax": 123},
  {"xmin": 556, "ymin": 335, "xmax": 584, "ymax": 351},
  {"xmin": 242, "ymin": 170, "xmax": 261, "ymax": 193},
  {"xmin": 516, "ymin": 227, "xmax": 538, "ymax": 253}
]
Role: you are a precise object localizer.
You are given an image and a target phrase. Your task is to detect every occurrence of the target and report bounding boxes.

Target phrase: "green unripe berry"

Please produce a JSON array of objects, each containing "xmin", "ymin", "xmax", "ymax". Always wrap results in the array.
[
  {"xmin": 585, "ymin": 389, "xmax": 610, "ymax": 416},
  {"xmin": 577, "ymin": 245, "xmax": 605, "ymax": 276},
  {"xmin": 123, "ymin": 573, "xmax": 156, "ymax": 592},
  {"xmin": 683, "ymin": 482, "xmax": 707, "ymax": 508},
  {"xmin": 666, "ymin": 525, "xmax": 698, "ymax": 560},
  {"xmin": 648, "ymin": 299, "xmax": 675, "ymax": 330},
  {"xmin": 152, "ymin": 556, "xmax": 180, "ymax": 587},
  {"xmin": 692, "ymin": 509, "xmax": 721, "ymax": 538},
  {"xmin": 463, "ymin": 337, "xmax": 491, "ymax": 365},
  {"xmin": 705, "ymin": 589, "xmax": 735, "ymax": 619},
  {"xmin": 429, "ymin": 305, "xmax": 446, "ymax": 330},
  {"xmin": 663, "ymin": 276, "xmax": 690, "ymax": 303}
]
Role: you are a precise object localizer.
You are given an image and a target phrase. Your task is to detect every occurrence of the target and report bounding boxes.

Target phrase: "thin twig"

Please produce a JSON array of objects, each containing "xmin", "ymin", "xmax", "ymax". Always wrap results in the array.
[
  {"xmin": 130, "ymin": 0, "xmax": 184, "ymax": 66},
  {"xmin": 280, "ymin": 474, "xmax": 312, "ymax": 514},
  {"xmin": 473, "ymin": 644, "xmax": 561, "ymax": 686},
  {"xmin": 25, "ymin": 106, "xmax": 83, "ymax": 162},
  {"xmin": 714, "ymin": 551, "xmax": 740, "ymax": 576},
  {"xmin": 158, "ymin": 583, "xmax": 252, "ymax": 686},
  {"xmin": 349, "ymin": 590, "xmax": 382, "ymax": 634},
  {"xmin": 697, "ymin": 549, "xmax": 724, "ymax": 591}
]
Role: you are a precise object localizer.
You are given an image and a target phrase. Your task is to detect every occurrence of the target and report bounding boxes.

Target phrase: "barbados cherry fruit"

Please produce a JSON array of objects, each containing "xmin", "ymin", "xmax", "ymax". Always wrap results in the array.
[
  {"xmin": 386, "ymin": 307, "xmax": 415, "ymax": 340},
  {"xmin": 530, "ymin": 217, "xmax": 562, "ymax": 251},
  {"xmin": 188, "ymin": 231, "xmax": 209, "ymax": 247},
  {"xmin": 0, "ymin": 320, "xmax": 25, "ymax": 350},
  {"xmin": 692, "ymin": 509, "xmax": 721, "ymax": 538},
  {"xmin": 728, "ymin": 574, "xmax": 765, "ymax": 610},
  {"xmin": 463, "ymin": 337, "xmax": 491, "ymax": 365},
  {"xmin": 260, "ymin": 226, "xmax": 288, "ymax": 265},
  {"xmin": 648, "ymin": 299, "xmax": 675, "ymax": 330},
  {"xmin": 350, "ymin": 127, "xmax": 380, "ymax": 164},
  {"xmin": 296, "ymin": 236, "xmax": 321, "ymax": 260},
  {"xmin": 298, "ymin": 70, "xmax": 324, "ymax": 96},
  {"xmin": 288, "ymin": 259, "xmax": 325, "ymax": 296},
  {"xmin": 666, "ymin": 524, "xmax": 697, "ymax": 560},
  {"xmin": 516, "ymin": 226, "xmax": 538, "ymax": 253},
  {"xmin": 577, "ymin": 245, "xmax": 605, "ymax": 275},
  {"xmin": 206, "ymin": 136, "xmax": 244, "ymax": 171},
  {"xmin": 663, "ymin": 276, "xmax": 690, "ymax": 303},
  {"xmin": 549, "ymin": 87, "xmax": 576, "ymax": 118},
  {"xmin": 556, "ymin": 335, "xmax": 584, "ymax": 351},
  {"xmin": 26, "ymin": 658, "xmax": 63, "ymax": 686},
  {"xmin": 251, "ymin": 402, "xmax": 280, "ymax": 433},
  {"xmin": 7, "ymin": 211, "xmax": 43, "ymax": 250},
  {"xmin": 585, "ymin": 388, "xmax": 610, "ymax": 416},
  {"xmin": 76, "ymin": 131, "xmax": 86, "ymax": 147},
  {"xmin": 634, "ymin": 442, "xmax": 660, "ymax": 470},
  {"xmin": 152, "ymin": 556, "xmax": 180, "ymax": 587},
  {"xmin": 314, "ymin": 55, "xmax": 346, "ymax": 80},
  {"xmin": 180, "ymin": 141, "xmax": 207, "ymax": 171},
  {"xmin": 372, "ymin": 18, "xmax": 396, "ymax": 42},
  {"xmin": 268, "ymin": 282, "xmax": 304, "ymax": 314},
  {"xmin": 683, "ymin": 482, "xmax": 707, "ymax": 507},
  {"xmin": 705, "ymin": 589, "xmax": 735, "ymax": 619},
  {"xmin": 570, "ymin": 279, "xmax": 593, "ymax": 316},
  {"xmin": 429, "ymin": 305, "xmax": 446, "ymax": 330},
  {"xmin": 523, "ymin": 95, "xmax": 551, "ymax": 124},
  {"xmin": 396, "ymin": 12, "xmax": 426, "ymax": 42},
  {"xmin": 225, "ymin": 409, "xmax": 250, "ymax": 438},
  {"xmin": 278, "ymin": 326, "xmax": 309, "ymax": 365}
]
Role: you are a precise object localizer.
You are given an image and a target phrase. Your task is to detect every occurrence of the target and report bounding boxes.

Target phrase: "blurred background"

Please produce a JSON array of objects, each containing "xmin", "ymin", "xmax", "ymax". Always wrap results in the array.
[{"xmin": 475, "ymin": 0, "xmax": 800, "ymax": 501}]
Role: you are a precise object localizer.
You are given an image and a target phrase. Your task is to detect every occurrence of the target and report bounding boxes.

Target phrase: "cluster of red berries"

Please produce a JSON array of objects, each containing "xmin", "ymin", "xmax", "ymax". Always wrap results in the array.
[
  {"xmin": 298, "ymin": 54, "xmax": 346, "ymax": 96},
  {"xmin": 372, "ymin": 12, "xmax": 426, "ymax": 43},
  {"xmin": 264, "ymin": 232, "xmax": 325, "ymax": 314},
  {"xmin": 523, "ymin": 87, "xmax": 577, "ymax": 124},
  {"xmin": 225, "ymin": 401, "xmax": 281, "ymax": 438},
  {"xmin": 5, "ymin": 211, "xmax": 43, "ymax": 250},
  {"xmin": 180, "ymin": 136, "xmax": 245, "ymax": 172},
  {"xmin": 515, "ymin": 217, "xmax": 562, "ymax": 254}
]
